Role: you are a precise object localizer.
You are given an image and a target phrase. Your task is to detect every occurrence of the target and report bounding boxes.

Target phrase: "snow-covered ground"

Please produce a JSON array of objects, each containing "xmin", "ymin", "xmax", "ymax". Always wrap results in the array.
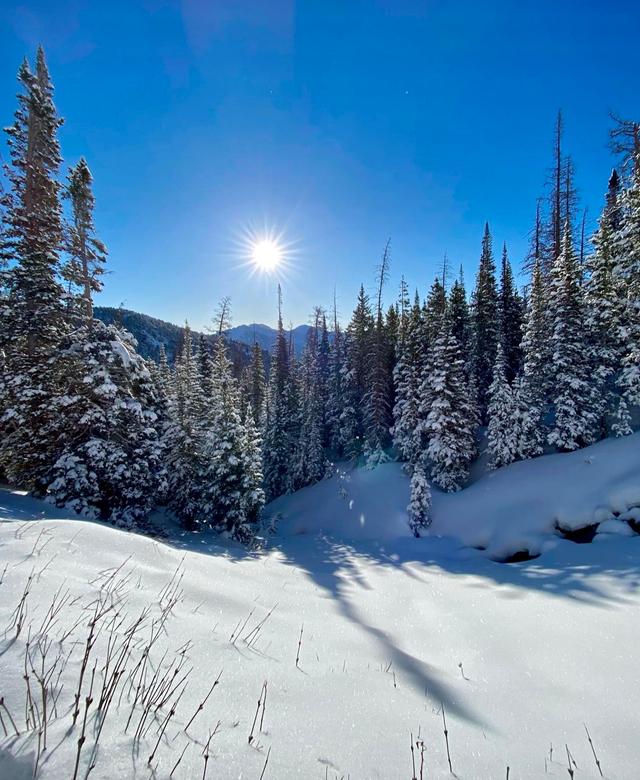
[{"xmin": 1, "ymin": 435, "xmax": 640, "ymax": 779}]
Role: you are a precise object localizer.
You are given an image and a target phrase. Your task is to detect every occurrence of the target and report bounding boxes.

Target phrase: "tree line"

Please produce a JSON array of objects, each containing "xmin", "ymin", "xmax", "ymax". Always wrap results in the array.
[{"xmin": 1, "ymin": 49, "xmax": 639, "ymax": 541}]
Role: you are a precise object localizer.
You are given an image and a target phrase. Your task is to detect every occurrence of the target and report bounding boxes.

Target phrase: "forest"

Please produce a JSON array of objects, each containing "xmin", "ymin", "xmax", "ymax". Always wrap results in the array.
[{"xmin": 1, "ymin": 47, "xmax": 639, "ymax": 542}]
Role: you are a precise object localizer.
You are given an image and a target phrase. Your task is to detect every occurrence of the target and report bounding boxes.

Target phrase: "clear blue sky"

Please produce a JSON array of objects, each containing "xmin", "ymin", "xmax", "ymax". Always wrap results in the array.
[{"xmin": 1, "ymin": 1, "xmax": 638, "ymax": 329}]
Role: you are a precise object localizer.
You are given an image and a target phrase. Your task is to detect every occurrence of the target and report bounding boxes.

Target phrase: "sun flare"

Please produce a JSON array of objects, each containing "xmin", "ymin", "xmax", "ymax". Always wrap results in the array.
[{"xmin": 251, "ymin": 239, "xmax": 282, "ymax": 272}]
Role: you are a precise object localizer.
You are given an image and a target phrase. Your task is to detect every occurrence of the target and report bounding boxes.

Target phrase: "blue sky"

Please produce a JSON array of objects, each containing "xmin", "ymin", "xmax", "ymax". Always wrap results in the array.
[{"xmin": 1, "ymin": 1, "xmax": 638, "ymax": 328}]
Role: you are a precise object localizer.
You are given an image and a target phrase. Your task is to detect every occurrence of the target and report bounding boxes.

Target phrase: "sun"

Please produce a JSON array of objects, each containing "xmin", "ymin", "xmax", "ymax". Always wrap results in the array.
[{"xmin": 251, "ymin": 239, "xmax": 282, "ymax": 273}]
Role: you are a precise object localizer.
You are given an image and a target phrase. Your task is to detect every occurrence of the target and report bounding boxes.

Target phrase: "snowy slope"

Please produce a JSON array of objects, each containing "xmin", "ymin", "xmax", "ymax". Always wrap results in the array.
[
  {"xmin": 269, "ymin": 432, "xmax": 640, "ymax": 560},
  {"xmin": 1, "ymin": 441, "xmax": 640, "ymax": 779}
]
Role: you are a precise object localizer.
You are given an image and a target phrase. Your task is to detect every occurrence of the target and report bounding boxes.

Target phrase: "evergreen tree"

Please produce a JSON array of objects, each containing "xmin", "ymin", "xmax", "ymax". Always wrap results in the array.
[
  {"xmin": 46, "ymin": 322, "xmax": 166, "ymax": 527},
  {"xmin": 448, "ymin": 268, "xmax": 471, "ymax": 366},
  {"xmin": 340, "ymin": 285, "xmax": 374, "ymax": 457},
  {"xmin": 407, "ymin": 464, "xmax": 432, "ymax": 537},
  {"xmin": 263, "ymin": 287, "xmax": 296, "ymax": 499},
  {"xmin": 498, "ymin": 243, "xmax": 524, "ymax": 381},
  {"xmin": 421, "ymin": 316, "xmax": 477, "ymax": 491},
  {"xmin": 471, "ymin": 223, "xmax": 499, "ymax": 418},
  {"xmin": 612, "ymin": 149, "xmax": 640, "ymax": 408},
  {"xmin": 512, "ymin": 374, "xmax": 545, "ymax": 460},
  {"xmin": 548, "ymin": 227, "xmax": 598, "ymax": 451},
  {"xmin": 326, "ymin": 300, "xmax": 345, "ymax": 454},
  {"xmin": 0, "ymin": 49, "xmax": 68, "ymax": 491},
  {"xmin": 247, "ymin": 341, "xmax": 267, "ymax": 428},
  {"xmin": 63, "ymin": 158, "xmax": 106, "ymax": 324},
  {"xmin": 291, "ymin": 326, "xmax": 326, "ymax": 488},
  {"xmin": 392, "ymin": 293, "xmax": 423, "ymax": 464},
  {"xmin": 364, "ymin": 241, "xmax": 393, "ymax": 463},
  {"xmin": 585, "ymin": 170, "xmax": 626, "ymax": 431},
  {"xmin": 486, "ymin": 344, "xmax": 518, "ymax": 469},
  {"xmin": 200, "ymin": 337, "xmax": 264, "ymax": 541},
  {"xmin": 521, "ymin": 257, "xmax": 551, "ymax": 412}
]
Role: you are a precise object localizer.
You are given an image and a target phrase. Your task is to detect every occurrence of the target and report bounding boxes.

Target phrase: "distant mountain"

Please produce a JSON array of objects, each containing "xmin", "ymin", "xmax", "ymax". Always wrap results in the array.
[
  {"xmin": 94, "ymin": 307, "xmax": 256, "ymax": 374},
  {"xmin": 226, "ymin": 323, "xmax": 331, "ymax": 356}
]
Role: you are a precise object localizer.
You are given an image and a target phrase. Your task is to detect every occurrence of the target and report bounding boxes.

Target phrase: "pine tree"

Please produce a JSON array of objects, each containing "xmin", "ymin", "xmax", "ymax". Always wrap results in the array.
[
  {"xmin": 585, "ymin": 170, "xmax": 626, "ymax": 432},
  {"xmin": 326, "ymin": 297, "xmax": 345, "ymax": 454},
  {"xmin": 421, "ymin": 315, "xmax": 477, "ymax": 491},
  {"xmin": 46, "ymin": 322, "xmax": 166, "ymax": 527},
  {"xmin": 291, "ymin": 326, "xmax": 326, "ymax": 488},
  {"xmin": 247, "ymin": 341, "xmax": 267, "ymax": 428},
  {"xmin": 200, "ymin": 337, "xmax": 264, "ymax": 541},
  {"xmin": 448, "ymin": 268, "xmax": 471, "ymax": 366},
  {"xmin": 486, "ymin": 344, "xmax": 518, "ymax": 469},
  {"xmin": 547, "ymin": 227, "xmax": 598, "ymax": 451},
  {"xmin": 471, "ymin": 223, "xmax": 499, "ymax": 418},
  {"xmin": 0, "ymin": 49, "xmax": 68, "ymax": 491},
  {"xmin": 63, "ymin": 158, "xmax": 106, "ymax": 324},
  {"xmin": 364, "ymin": 241, "xmax": 393, "ymax": 463},
  {"xmin": 340, "ymin": 285, "xmax": 374, "ymax": 457},
  {"xmin": 392, "ymin": 293, "xmax": 423, "ymax": 464},
  {"xmin": 407, "ymin": 464, "xmax": 432, "ymax": 537},
  {"xmin": 612, "ymin": 149, "xmax": 640, "ymax": 409},
  {"xmin": 498, "ymin": 243, "xmax": 524, "ymax": 381},
  {"xmin": 512, "ymin": 374, "xmax": 545, "ymax": 460},
  {"xmin": 263, "ymin": 287, "xmax": 296, "ymax": 499},
  {"xmin": 521, "ymin": 257, "xmax": 550, "ymax": 412}
]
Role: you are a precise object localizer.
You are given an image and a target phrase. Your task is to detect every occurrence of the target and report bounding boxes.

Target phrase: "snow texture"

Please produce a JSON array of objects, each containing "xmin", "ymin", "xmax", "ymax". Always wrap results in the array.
[{"xmin": 1, "ymin": 432, "xmax": 639, "ymax": 778}]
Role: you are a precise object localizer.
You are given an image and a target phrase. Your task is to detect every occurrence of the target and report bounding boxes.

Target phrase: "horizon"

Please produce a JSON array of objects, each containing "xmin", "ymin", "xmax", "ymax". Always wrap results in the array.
[{"xmin": 2, "ymin": 1, "xmax": 639, "ymax": 329}]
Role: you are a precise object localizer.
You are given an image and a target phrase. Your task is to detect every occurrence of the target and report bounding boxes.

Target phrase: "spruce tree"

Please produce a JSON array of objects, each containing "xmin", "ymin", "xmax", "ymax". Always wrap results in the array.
[
  {"xmin": 0, "ymin": 49, "xmax": 67, "ymax": 490},
  {"xmin": 407, "ymin": 464, "xmax": 432, "ymax": 537},
  {"xmin": 365, "ymin": 241, "xmax": 393, "ymax": 463},
  {"xmin": 340, "ymin": 285, "xmax": 374, "ymax": 457},
  {"xmin": 326, "ymin": 301, "xmax": 345, "ymax": 454},
  {"xmin": 392, "ymin": 293, "xmax": 423, "ymax": 464},
  {"xmin": 247, "ymin": 341, "xmax": 267, "ymax": 428},
  {"xmin": 521, "ymin": 256, "xmax": 550, "ymax": 418},
  {"xmin": 449, "ymin": 268, "xmax": 471, "ymax": 367},
  {"xmin": 548, "ymin": 227, "xmax": 598, "ymax": 451},
  {"xmin": 486, "ymin": 344, "xmax": 518, "ymax": 469},
  {"xmin": 498, "ymin": 243, "xmax": 524, "ymax": 381},
  {"xmin": 421, "ymin": 315, "xmax": 477, "ymax": 491},
  {"xmin": 63, "ymin": 158, "xmax": 106, "ymax": 324},
  {"xmin": 200, "ymin": 337, "xmax": 264, "ymax": 541},
  {"xmin": 263, "ymin": 287, "xmax": 296, "ymax": 499},
  {"xmin": 612, "ymin": 150, "xmax": 640, "ymax": 408},
  {"xmin": 471, "ymin": 223, "xmax": 499, "ymax": 418},
  {"xmin": 585, "ymin": 170, "xmax": 626, "ymax": 432}
]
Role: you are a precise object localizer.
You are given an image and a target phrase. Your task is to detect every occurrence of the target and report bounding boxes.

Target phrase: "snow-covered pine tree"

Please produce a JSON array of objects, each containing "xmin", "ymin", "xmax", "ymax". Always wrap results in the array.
[
  {"xmin": 200, "ymin": 336, "xmax": 264, "ymax": 541},
  {"xmin": 364, "ymin": 240, "xmax": 393, "ymax": 464},
  {"xmin": 512, "ymin": 374, "xmax": 545, "ymax": 460},
  {"xmin": 421, "ymin": 314, "xmax": 477, "ymax": 491},
  {"xmin": 263, "ymin": 286, "xmax": 296, "ymax": 499},
  {"xmin": 165, "ymin": 324, "xmax": 206, "ymax": 525},
  {"xmin": 486, "ymin": 344, "xmax": 518, "ymax": 469},
  {"xmin": 471, "ymin": 223, "xmax": 499, "ymax": 419},
  {"xmin": 326, "ymin": 296, "xmax": 345, "ymax": 454},
  {"xmin": 498, "ymin": 243, "xmax": 524, "ymax": 381},
  {"xmin": 448, "ymin": 268, "xmax": 471, "ymax": 369},
  {"xmin": 291, "ymin": 324, "xmax": 326, "ymax": 488},
  {"xmin": 340, "ymin": 284, "xmax": 374, "ymax": 457},
  {"xmin": 317, "ymin": 309, "xmax": 331, "ymax": 446},
  {"xmin": 407, "ymin": 463, "xmax": 432, "ymax": 537},
  {"xmin": 521, "ymin": 256, "xmax": 550, "ymax": 415},
  {"xmin": 585, "ymin": 169, "xmax": 627, "ymax": 433},
  {"xmin": 62, "ymin": 158, "xmax": 106, "ymax": 324},
  {"xmin": 247, "ymin": 340, "xmax": 267, "ymax": 428},
  {"xmin": 548, "ymin": 226, "xmax": 598, "ymax": 451},
  {"xmin": 392, "ymin": 292, "xmax": 423, "ymax": 464},
  {"xmin": 612, "ymin": 147, "xmax": 640, "ymax": 409},
  {"xmin": 0, "ymin": 49, "xmax": 68, "ymax": 491},
  {"xmin": 46, "ymin": 322, "xmax": 166, "ymax": 526}
]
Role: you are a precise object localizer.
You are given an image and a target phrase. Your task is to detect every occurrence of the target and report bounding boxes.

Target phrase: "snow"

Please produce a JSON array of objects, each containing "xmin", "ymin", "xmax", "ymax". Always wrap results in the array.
[
  {"xmin": 271, "ymin": 432, "xmax": 640, "ymax": 560},
  {"xmin": 1, "ymin": 434, "xmax": 640, "ymax": 778}
]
